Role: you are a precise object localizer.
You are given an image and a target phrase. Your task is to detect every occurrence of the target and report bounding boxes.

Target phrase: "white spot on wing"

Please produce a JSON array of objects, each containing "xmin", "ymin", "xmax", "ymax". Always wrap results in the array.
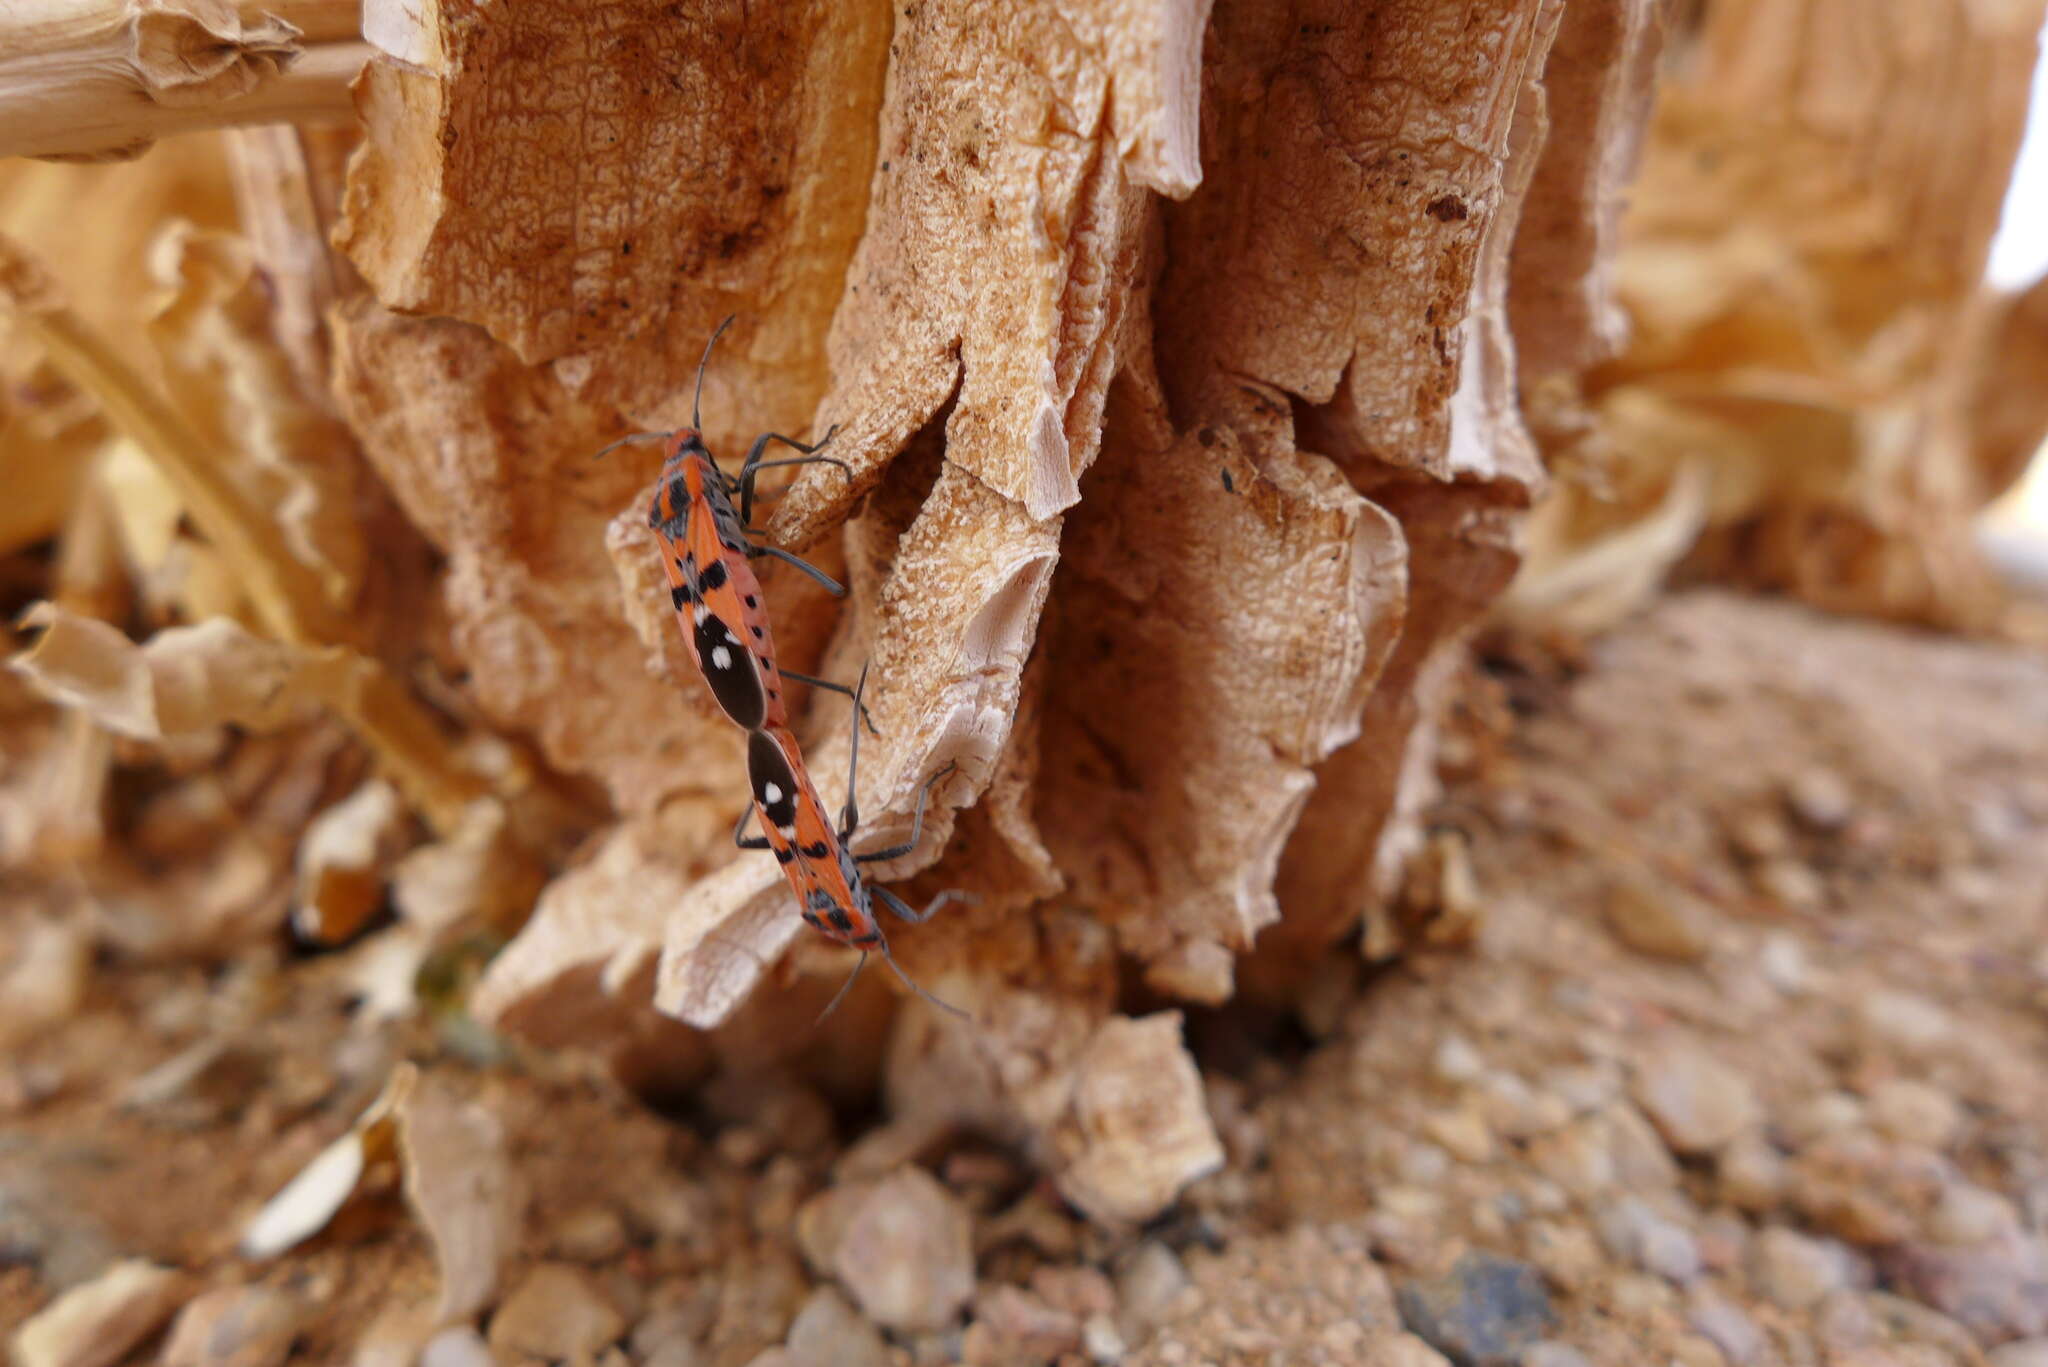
[
  {"xmin": 711, "ymin": 646, "xmax": 732, "ymax": 670},
  {"xmin": 763, "ymin": 782, "xmax": 783, "ymax": 803}
]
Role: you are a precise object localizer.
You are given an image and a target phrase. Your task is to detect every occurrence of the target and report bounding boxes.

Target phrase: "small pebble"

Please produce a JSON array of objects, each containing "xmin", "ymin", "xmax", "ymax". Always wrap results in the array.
[
  {"xmin": 1399, "ymin": 1142, "xmax": 1451, "ymax": 1185},
  {"xmin": 1396, "ymin": 1251, "xmax": 1555, "ymax": 1367},
  {"xmin": 630, "ymin": 1281, "xmax": 715, "ymax": 1363},
  {"xmin": 1030, "ymin": 1266, "xmax": 1116, "ymax": 1319},
  {"xmin": 1114, "ymin": 1241, "xmax": 1191, "ymax": 1338},
  {"xmin": 635, "ymin": 1180, "xmax": 715, "ymax": 1248},
  {"xmin": 160, "ymin": 1286, "xmax": 303, "ymax": 1367},
  {"xmin": 833, "ymin": 1168, "xmax": 975, "ymax": 1332},
  {"xmin": 1522, "ymin": 1221, "xmax": 1605, "ymax": 1293},
  {"xmin": 969, "ymin": 1285, "xmax": 1081, "ymax": 1361},
  {"xmin": 785, "ymin": 1287, "xmax": 889, "ymax": 1367},
  {"xmin": 1716, "ymin": 1134, "xmax": 1786, "ymax": 1211},
  {"xmin": 1522, "ymin": 1344, "xmax": 1594, "ymax": 1367},
  {"xmin": 552, "ymin": 1203, "xmax": 630, "ymax": 1263},
  {"xmin": 1432, "ymin": 1033, "xmax": 1486, "ymax": 1085},
  {"xmin": 1725, "ymin": 808, "xmax": 1791, "ymax": 861},
  {"xmin": 1857, "ymin": 991, "xmax": 1955, "ymax": 1057},
  {"xmin": 1633, "ymin": 1043, "xmax": 1761, "ymax": 1154},
  {"xmin": 11, "ymin": 1260, "xmax": 191, "ymax": 1367},
  {"xmin": 1751, "ymin": 1227, "xmax": 1849, "ymax": 1311},
  {"xmin": 1786, "ymin": 1091, "xmax": 1867, "ymax": 1145},
  {"xmin": 1866, "ymin": 1079, "xmax": 1961, "ymax": 1151},
  {"xmin": 1423, "ymin": 1107, "xmax": 1496, "ymax": 1164},
  {"xmin": 1758, "ymin": 934, "xmax": 1812, "ymax": 995},
  {"xmin": 1080, "ymin": 1313, "xmax": 1125, "ymax": 1364},
  {"xmin": 1928, "ymin": 1182, "xmax": 2019, "ymax": 1246},
  {"xmin": 1542, "ymin": 1063, "xmax": 1622, "ymax": 1116},
  {"xmin": 1603, "ymin": 872, "xmax": 1715, "ymax": 961},
  {"xmin": 419, "ymin": 1327, "xmax": 495, "ymax": 1367},
  {"xmin": 1482, "ymin": 1072, "xmax": 1572, "ymax": 1139},
  {"xmin": 1815, "ymin": 1289, "xmax": 1880, "ymax": 1351},
  {"xmin": 1786, "ymin": 769, "xmax": 1854, "ymax": 830},
  {"xmin": 1695, "ymin": 1209, "xmax": 1750, "ymax": 1271},
  {"xmin": 1883, "ymin": 1232, "xmax": 2048, "ymax": 1341},
  {"xmin": 1688, "ymin": 1292, "xmax": 1765, "ymax": 1365},
  {"xmin": 488, "ymin": 1264, "xmax": 625, "ymax": 1360},
  {"xmin": 1595, "ymin": 1198, "xmax": 1700, "ymax": 1285},
  {"xmin": 1754, "ymin": 858, "xmax": 1826, "ymax": 910}
]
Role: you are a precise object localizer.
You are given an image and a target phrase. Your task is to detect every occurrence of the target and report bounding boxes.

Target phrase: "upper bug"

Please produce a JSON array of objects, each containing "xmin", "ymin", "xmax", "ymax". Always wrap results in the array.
[
  {"xmin": 601, "ymin": 316, "xmax": 864, "ymax": 734},
  {"xmin": 737, "ymin": 665, "xmax": 970, "ymax": 1021}
]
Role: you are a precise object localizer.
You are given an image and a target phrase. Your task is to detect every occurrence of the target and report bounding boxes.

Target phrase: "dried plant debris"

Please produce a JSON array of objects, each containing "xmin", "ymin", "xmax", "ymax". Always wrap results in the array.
[
  {"xmin": 239, "ymin": 1062, "xmax": 416, "ymax": 1261},
  {"xmin": 293, "ymin": 778, "xmax": 412, "ymax": 945},
  {"xmin": 10, "ymin": 603, "xmax": 483, "ymax": 836},
  {"xmin": 1516, "ymin": 0, "xmax": 2044, "ymax": 629},
  {"xmin": 241, "ymin": 1061, "xmax": 516, "ymax": 1327},
  {"xmin": 318, "ymin": 0, "xmax": 1626, "ymax": 1210}
]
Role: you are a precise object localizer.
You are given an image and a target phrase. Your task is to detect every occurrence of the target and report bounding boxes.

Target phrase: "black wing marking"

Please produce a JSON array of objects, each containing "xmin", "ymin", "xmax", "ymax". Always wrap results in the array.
[
  {"xmin": 693, "ymin": 606, "xmax": 767, "ymax": 731},
  {"xmin": 746, "ymin": 730, "xmax": 801, "ymax": 830}
]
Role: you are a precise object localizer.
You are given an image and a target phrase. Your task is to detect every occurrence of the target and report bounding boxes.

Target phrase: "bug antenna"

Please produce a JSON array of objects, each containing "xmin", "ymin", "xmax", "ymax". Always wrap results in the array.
[
  {"xmin": 695, "ymin": 314, "xmax": 737, "ymax": 433},
  {"xmin": 590, "ymin": 431, "xmax": 666, "ymax": 463},
  {"xmin": 815, "ymin": 950, "xmax": 868, "ymax": 1025},
  {"xmin": 878, "ymin": 941, "xmax": 968, "ymax": 1020}
]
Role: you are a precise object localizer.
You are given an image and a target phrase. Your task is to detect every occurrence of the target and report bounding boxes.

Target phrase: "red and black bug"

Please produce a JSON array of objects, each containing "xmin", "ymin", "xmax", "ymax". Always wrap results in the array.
[
  {"xmin": 602, "ymin": 317, "xmax": 866, "ymax": 735},
  {"xmin": 737, "ymin": 666, "xmax": 968, "ymax": 1020}
]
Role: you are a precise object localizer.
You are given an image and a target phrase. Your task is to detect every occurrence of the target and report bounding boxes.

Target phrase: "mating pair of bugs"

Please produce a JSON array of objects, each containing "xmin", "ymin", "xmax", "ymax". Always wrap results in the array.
[{"xmin": 601, "ymin": 319, "xmax": 966, "ymax": 1020}]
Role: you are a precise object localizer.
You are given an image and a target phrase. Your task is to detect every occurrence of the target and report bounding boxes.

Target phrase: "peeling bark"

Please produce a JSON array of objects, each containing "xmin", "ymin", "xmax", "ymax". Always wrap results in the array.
[{"xmin": 316, "ymin": 0, "xmax": 1586, "ymax": 1217}]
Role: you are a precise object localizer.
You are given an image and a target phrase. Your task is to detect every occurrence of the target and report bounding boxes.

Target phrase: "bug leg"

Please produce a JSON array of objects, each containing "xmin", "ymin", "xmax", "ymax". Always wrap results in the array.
[
  {"xmin": 838, "ymin": 663, "xmax": 872, "ymax": 839},
  {"xmin": 737, "ymin": 425, "xmax": 842, "ymax": 523},
  {"xmin": 743, "ymin": 453, "xmax": 854, "ymax": 477},
  {"xmin": 746, "ymin": 544, "xmax": 847, "ymax": 598},
  {"xmin": 813, "ymin": 950, "xmax": 869, "ymax": 1026},
  {"xmin": 779, "ymin": 669, "xmax": 880, "ymax": 736},
  {"xmin": 873, "ymin": 884, "xmax": 975, "ymax": 926},
  {"xmin": 733, "ymin": 804, "xmax": 770, "ymax": 851},
  {"xmin": 855, "ymin": 760, "xmax": 958, "ymax": 864},
  {"xmin": 877, "ymin": 941, "xmax": 968, "ymax": 1019}
]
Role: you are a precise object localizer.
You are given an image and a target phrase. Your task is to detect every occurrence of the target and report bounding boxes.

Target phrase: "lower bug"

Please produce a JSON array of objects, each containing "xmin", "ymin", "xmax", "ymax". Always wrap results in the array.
[{"xmin": 736, "ymin": 666, "xmax": 969, "ymax": 1021}]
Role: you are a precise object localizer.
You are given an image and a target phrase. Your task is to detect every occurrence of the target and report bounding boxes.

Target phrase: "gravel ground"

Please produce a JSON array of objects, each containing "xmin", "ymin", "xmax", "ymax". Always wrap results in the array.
[{"xmin": 7, "ymin": 590, "xmax": 2048, "ymax": 1366}]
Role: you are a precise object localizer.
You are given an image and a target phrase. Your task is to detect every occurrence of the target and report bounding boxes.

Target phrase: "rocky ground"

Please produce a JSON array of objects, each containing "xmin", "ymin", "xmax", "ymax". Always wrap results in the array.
[{"xmin": 6, "ymin": 590, "xmax": 2048, "ymax": 1366}]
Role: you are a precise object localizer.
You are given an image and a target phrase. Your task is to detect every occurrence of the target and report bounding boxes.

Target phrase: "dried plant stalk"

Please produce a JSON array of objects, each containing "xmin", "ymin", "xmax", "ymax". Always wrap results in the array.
[
  {"xmin": 318, "ymin": 0, "xmax": 1631, "ymax": 1221},
  {"xmin": 1513, "ymin": 0, "xmax": 2048, "ymax": 631},
  {"xmin": 0, "ymin": 0, "xmax": 364, "ymax": 162},
  {"xmin": 0, "ymin": 232, "xmax": 487, "ymax": 837}
]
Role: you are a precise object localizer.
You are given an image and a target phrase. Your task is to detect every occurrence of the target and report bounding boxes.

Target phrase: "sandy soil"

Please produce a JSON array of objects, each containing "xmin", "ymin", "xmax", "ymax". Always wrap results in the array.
[{"xmin": 6, "ymin": 590, "xmax": 2047, "ymax": 1366}]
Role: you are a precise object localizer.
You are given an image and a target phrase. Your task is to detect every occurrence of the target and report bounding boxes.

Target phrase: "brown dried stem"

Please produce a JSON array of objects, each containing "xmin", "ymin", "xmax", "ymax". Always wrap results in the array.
[
  {"xmin": 0, "ymin": 231, "xmax": 484, "ymax": 835},
  {"xmin": 0, "ymin": 0, "xmax": 364, "ymax": 163}
]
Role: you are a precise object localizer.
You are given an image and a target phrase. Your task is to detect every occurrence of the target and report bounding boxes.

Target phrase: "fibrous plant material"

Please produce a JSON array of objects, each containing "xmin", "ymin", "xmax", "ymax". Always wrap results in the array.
[
  {"xmin": 0, "ymin": 0, "xmax": 366, "ymax": 162},
  {"xmin": 1511, "ymin": 0, "xmax": 2048, "ymax": 632},
  {"xmin": 318, "ymin": 0, "xmax": 1610, "ymax": 1222}
]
